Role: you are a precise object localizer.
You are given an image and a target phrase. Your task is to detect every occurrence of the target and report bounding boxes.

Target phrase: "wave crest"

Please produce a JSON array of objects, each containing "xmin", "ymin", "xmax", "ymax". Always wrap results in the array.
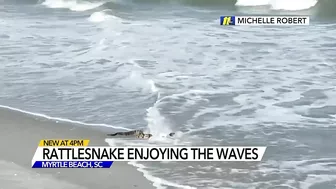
[
  {"xmin": 236, "ymin": 0, "xmax": 318, "ymax": 11},
  {"xmin": 41, "ymin": 0, "xmax": 103, "ymax": 11}
]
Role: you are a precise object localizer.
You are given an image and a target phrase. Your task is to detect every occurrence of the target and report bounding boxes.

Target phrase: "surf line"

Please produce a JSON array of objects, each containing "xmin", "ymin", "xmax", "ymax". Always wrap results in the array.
[{"xmin": 0, "ymin": 104, "xmax": 132, "ymax": 131}]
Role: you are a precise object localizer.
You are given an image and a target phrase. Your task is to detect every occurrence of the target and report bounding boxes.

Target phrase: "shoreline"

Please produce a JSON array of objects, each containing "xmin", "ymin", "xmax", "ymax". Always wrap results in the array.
[{"xmin": 0, "ymin": 106, "xmax": 155, "ymax": 189}]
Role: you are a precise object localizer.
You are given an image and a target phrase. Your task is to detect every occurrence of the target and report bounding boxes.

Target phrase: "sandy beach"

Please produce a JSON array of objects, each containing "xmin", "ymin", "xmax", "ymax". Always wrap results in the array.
[{"xmin": 0, "ymin": 107, "xmax": 155, "ymax": 189}]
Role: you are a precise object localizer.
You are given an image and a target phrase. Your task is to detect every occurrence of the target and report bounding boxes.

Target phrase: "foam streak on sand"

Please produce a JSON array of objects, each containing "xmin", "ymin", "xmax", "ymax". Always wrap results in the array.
[
  {"xmin": 0, "ymin": 107, "xmax": 155, "ymax": 189},
  {"xmin": 129, "ymin": 161, "xmax": 197, "ymax": 189},
  {"xmin": 0, "ymin": 105, "xmax": 131, "ymax": 131}
]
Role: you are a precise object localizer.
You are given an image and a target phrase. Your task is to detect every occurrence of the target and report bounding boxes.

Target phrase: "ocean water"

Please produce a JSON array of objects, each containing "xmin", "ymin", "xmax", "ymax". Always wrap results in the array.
[{"xmin": 1, "ymin": 0, "xmax": 336, "ymax": 188}]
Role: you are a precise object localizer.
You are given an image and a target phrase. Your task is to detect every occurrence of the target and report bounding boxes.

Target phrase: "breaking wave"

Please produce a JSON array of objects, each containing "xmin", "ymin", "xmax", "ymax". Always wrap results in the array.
[
  {"xmin": 41, "ymin": 0, "xmax": 104, "ymax": 11},
  {"xmin": 35, "ymin": 0, "xmax": 336, "ymax": 18},
  {"xmin": 235, "ymin": 0, "xmax": 318, "ymax": 11}
]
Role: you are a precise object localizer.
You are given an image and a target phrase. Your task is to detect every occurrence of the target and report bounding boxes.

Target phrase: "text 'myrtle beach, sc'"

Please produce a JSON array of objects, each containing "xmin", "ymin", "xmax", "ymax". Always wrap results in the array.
[{"xmin": 32, "ymin": 139, "xmax": 267, "ymax": 168}]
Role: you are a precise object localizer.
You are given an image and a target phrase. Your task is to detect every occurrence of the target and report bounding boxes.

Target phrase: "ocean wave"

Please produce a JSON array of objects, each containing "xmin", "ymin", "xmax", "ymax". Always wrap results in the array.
[
  {"xmin": 236, "ymin": 0, "xmax": 318, "ymax": 11},
  {"xmin": 34, "ymin": 0, "xmax": 336, "ymax": 20},
  {"xmin": 30, "ymin": 0, "xmax": 336, "ymax": 20},
  {"xmin": 40, "ymin": 0, "xmax": 104, "ymax": 11},
  {"xmin": 88, "ymin": 11, "xmax": 112, "ymax": 22},
  {"xmin": 37, "ymin": 0, "xmax": 318, "ymax": 11}
]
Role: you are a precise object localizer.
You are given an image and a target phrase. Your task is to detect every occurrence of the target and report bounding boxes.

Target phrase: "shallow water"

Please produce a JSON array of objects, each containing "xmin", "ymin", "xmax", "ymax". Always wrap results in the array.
[{"xmin": 1, "ymin": 0, "xmax": 336, "ymax": 188}]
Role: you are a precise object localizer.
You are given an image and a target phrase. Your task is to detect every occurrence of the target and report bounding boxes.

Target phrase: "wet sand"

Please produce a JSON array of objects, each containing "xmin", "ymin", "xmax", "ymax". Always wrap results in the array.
[{"xmin": 0, "ymin": 107, "xmax": 155, "ymax": 189}]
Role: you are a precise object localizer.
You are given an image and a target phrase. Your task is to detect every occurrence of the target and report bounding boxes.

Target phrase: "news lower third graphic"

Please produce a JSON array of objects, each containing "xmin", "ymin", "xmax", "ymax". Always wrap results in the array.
[
  {"xmin": 31, "ymin": 140, "xmax": 267, "ymax": 168},
  {"xmin": 220, "ymin": 16, "xmax": 310, "ymax": 26},
  {"xmin": 32, "ymin": 139, "xmax": 113, "ymax": 168}
]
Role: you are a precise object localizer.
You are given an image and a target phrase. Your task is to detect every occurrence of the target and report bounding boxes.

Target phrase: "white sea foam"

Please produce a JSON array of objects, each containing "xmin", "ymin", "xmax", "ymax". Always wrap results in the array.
[
  {"xmin": 0, "ymin": 105, "xmax": 131, "ymax": 131},
  {"xmin": 88, "ymin": 11, "xmax": 111, "ymax": 23},
  {"xmin": 145, "ymin": 106, "xmax": 173, "ymax": 139},
  {"xmin": 104, "ymin": 139, "xmax": 196, "ymax": 189},
  {"xmin": 235, "ymin": 0, "xmax": 318, "ymax": 10},
  {"xmin": 128, "ymin": 161, "xmax": 197, "ymax": 189},
  {"xmin": 41, "ymin": 0, "xmax": 103, "ymax": 11},
  {"xmin": 117, "ymin": 70, "xmax": 158, "ymax": 93}
]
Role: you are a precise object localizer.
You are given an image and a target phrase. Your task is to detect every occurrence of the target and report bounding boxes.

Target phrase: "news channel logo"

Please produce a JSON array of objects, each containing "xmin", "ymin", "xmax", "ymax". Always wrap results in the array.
[{"xmin": 220, "ymin": 16, "xmax": 235, "ymax": 25}]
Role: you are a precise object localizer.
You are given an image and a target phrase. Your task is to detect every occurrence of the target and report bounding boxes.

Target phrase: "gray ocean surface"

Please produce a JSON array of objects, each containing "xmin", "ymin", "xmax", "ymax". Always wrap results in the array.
[{"xmin": 1, "ymin": 0, "xmax": 336, "ymax": 188}]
